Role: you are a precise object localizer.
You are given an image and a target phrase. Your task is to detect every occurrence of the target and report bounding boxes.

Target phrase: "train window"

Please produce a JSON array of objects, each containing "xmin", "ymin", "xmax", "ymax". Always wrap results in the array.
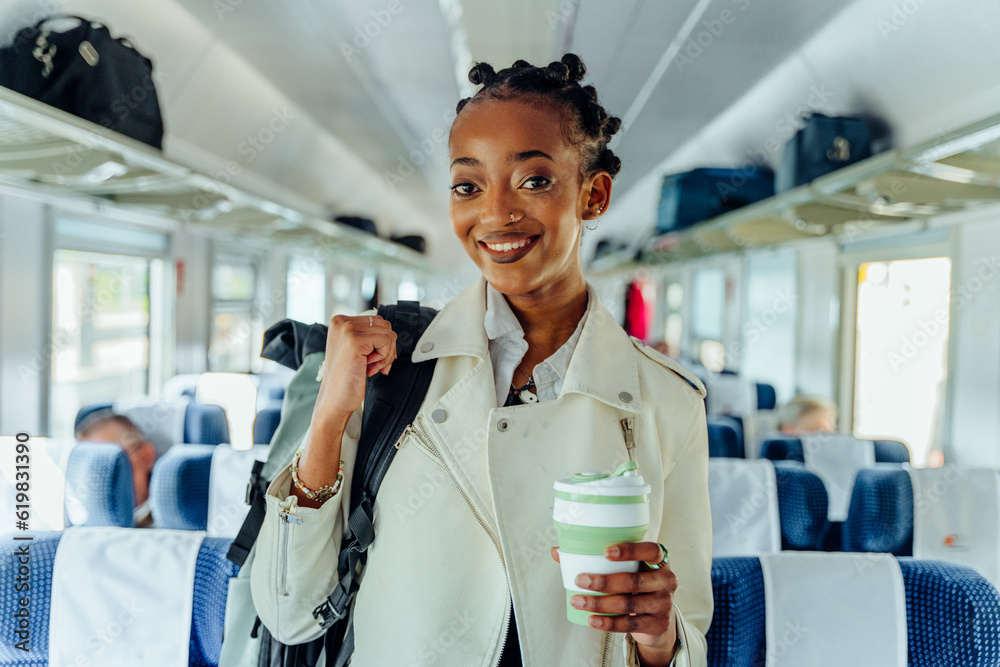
[
  {"xmin": 691, "ymin": 268, "xmax": 725, "ymax": 341},
  {"xmin": 50, "ymin": 250, "xmax": 156, "ymax": 439},
  {"xmin": 853, "ymin": 257, "xmax": 952, "ymax": 465},
  {"xmin": 209, "ymin": 255, "xmax": 262, "ymax": 373},
  {"xmin": 741, "ymin": 249, "xmax": 797, "ymax": 403},
  {"xmin": 286, "ymin": 255, "xmax": 327, "ymax": 324}
]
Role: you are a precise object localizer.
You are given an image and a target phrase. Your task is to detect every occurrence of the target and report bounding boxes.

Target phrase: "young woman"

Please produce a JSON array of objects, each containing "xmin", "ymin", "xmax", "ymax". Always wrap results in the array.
[{"xmin": 251, "ymin": 53, "xmax": 713, "ymax": 667}]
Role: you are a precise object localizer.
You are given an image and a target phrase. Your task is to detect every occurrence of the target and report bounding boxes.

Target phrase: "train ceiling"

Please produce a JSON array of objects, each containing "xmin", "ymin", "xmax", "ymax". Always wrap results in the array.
[{"xmin": 0, "ymin": 0, "xmax": 998, "ymax": 268}]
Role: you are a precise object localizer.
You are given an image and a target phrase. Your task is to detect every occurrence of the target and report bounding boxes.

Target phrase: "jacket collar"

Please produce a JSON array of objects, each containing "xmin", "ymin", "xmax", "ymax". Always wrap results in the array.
[{"xmin": 412, "ymin": 276, "xmax": 641, "ymax": 413}]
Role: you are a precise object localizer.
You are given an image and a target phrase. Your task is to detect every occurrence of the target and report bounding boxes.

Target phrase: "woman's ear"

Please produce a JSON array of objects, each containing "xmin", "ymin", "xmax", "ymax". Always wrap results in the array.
[{"xmin": 583, "ymin": 171, "xmax": 613, "ymax": 219}]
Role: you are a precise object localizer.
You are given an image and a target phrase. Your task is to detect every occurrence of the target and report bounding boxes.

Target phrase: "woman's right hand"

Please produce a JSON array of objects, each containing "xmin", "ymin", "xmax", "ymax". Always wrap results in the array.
[
  {"xmin": 294, "ymin": 314, "xmax": 397, "ymax": 506},
  {"xmin": 314, "ymin": 313, "xmax": 398, "ymax": 430}
]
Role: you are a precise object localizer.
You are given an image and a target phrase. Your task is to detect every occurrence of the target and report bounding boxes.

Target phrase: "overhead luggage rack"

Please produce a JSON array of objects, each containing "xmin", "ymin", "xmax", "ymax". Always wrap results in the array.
[
  {"xmin": 639, "ymin": 111, "xmax": 1000, "ymax": 265},
  {"xmin": 0, "ymin": 86, "xmax": 433, "ymax": 270}
]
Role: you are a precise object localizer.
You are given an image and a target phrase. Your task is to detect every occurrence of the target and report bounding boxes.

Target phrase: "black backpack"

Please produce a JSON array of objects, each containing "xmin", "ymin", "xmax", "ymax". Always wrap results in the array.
[
  {"xmin": 227, "ymin": 301, "xmax": 438, "ymax": 667},
  {"xmin": 0, "ymin": 15, "xmax": 165, "ymax": 148}
]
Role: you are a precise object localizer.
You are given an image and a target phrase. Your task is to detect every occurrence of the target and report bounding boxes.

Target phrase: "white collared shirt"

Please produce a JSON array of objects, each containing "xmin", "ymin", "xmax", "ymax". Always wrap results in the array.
[{"xmin": 484, "ymin": 282, "xmax": 592, "ymax": 408}]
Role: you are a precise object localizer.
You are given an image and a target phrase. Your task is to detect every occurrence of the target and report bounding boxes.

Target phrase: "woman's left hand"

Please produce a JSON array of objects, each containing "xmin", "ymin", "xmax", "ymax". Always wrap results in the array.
[{"xmin": 550, "ymin": 542, "xmax": 678, "ymax": 666}]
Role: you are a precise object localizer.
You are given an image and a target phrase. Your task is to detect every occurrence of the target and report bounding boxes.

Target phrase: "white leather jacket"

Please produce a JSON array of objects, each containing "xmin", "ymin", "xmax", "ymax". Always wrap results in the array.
[{"xmin": 250, "ymin": 277, "xmax": 713, "ymax": 666}]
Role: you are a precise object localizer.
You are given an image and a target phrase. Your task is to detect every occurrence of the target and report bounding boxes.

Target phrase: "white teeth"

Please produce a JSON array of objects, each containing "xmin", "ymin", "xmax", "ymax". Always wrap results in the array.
[{"xmin": 486, "ymin": 238, "xmax": 531, "ymax": 252}]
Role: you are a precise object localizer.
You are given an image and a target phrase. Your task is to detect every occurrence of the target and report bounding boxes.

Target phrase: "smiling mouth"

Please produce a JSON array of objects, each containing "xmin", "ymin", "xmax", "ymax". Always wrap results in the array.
[{"xmin": 478, "ymin": 235, "xmax": 540, "ymax": 263}]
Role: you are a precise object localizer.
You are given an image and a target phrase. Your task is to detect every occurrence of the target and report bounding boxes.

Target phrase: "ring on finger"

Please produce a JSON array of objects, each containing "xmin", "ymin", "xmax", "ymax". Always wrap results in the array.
[{"xmin": 645, "ymin": 543, "xmax": 669, "ymax": 570}]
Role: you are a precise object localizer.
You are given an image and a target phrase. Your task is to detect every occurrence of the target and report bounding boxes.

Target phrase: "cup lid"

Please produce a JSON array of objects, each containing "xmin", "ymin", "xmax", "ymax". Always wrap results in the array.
[{"xmin": 554, "ymin": 460, "xmax": 651, "ymax": 496}]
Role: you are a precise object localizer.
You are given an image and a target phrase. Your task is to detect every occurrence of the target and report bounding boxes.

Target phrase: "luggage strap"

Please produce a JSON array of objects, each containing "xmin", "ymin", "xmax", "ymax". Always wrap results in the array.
[{"xmin": 312, "ymin": 301, "xmax": 437, "ymax": 636}]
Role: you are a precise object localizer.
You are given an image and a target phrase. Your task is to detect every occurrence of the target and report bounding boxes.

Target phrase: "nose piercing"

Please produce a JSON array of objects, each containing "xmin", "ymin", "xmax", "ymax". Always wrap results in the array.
[{"xmin": 509, "ymin": 212, "xmax": 515, "ymax": 222}]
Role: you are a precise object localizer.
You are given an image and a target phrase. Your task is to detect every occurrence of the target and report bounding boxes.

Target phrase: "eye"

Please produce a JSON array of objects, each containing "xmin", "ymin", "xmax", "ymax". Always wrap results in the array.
[
  {"xmin": 450, "ymin": 182, "xmax": 478, "ymax": 198},
  {"xmin": 521, "ymin": 176, "xmax": 552, "ymax": 190}
]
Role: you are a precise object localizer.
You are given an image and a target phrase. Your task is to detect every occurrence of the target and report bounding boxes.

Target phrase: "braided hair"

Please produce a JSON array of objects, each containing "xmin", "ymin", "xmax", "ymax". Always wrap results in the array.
[{"xmin": 454, "ymin": 53, "xmax": 622, "ymax": 180}]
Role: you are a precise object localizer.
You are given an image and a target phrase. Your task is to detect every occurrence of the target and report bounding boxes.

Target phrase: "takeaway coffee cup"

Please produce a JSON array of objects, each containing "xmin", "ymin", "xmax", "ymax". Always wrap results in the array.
[{"xmin": 553, "ymin": 460, "xmax": 651, "ymax": 626}]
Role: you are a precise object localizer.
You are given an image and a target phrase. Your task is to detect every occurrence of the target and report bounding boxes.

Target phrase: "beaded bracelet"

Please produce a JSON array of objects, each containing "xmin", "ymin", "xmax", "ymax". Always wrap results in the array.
[{"xmin": 290, "ymin": 448, "xmax": 344, "ymax": 503}]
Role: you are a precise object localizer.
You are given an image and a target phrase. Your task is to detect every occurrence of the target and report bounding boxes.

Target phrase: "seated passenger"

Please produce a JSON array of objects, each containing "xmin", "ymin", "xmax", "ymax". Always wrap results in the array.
[
  {"xmin": 777, "ymin": 396, "xmax": 837, "ymax": 436},
  {"xmin": 76, "ymin": 412, "xmax": 158, "ymax": 527}
]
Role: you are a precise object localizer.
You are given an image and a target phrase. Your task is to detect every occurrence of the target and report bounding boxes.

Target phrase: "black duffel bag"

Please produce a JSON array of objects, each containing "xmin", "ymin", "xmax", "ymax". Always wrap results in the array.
[{"xmin": 0, "ymin": 16, "xmax": 165, "ymax": 149}]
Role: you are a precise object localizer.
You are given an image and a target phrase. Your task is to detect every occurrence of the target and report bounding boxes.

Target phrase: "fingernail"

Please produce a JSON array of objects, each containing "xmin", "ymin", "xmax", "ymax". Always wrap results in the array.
[
  {"xmin": 569, "ymin": 595, "xmax": 584, "ymax": 608},
  {"xmin": 588, "ymin": 616, "xmax": 603, "ymax": 628},
  {"xmin": 605, "ymin": 545, "xmax": 620, "ymax": 558},
  {"xmin": 575, "ymin": 574, "xmax": 591, "ymax": 588}
]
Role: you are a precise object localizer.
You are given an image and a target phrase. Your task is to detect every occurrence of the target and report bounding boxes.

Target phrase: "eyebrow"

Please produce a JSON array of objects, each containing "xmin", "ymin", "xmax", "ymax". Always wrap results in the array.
[{"xmin": 449, "ymin": 150, "xmax": 555, "ymax": 169}]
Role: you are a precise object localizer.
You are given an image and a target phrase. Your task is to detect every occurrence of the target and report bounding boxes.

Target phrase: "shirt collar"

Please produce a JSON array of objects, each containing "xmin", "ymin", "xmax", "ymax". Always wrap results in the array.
[{"xmin": 413, "ymin": 276, "xmax": 641, "ymax": 412}]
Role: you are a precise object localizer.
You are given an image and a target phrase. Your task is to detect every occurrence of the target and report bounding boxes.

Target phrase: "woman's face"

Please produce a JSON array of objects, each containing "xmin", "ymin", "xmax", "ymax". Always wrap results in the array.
[{"xmin": 448, "ymin": 97, "xmax": 610, "ymax": 298}]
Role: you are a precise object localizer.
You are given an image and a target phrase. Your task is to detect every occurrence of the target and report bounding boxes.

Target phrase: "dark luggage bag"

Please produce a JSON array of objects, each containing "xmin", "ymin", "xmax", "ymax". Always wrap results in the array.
[
  {"xmin": 657, "ymin": 167, "xmax": 774, "ymax": 234},
  {"xmin": 0, "ymin": 16, "xmax": 165, "ymax": 149},
  {"xmin": 776, "ymin": 113, "xmax": 873, "ymax": 192}
]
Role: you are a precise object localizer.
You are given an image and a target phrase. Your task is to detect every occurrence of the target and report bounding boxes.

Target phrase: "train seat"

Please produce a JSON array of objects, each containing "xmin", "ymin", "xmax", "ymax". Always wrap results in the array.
[
  {"xmin": 64, "ymin": 442, "xmax": 134, "ymax": 528},
  {"xmin": 843, "ymin": 467, "xmax": 914, "ymax": 555},
  {"xmin": 207, "ymin": 445, "xmax": 269, "ymax": 538},
  {"xmin": 0, "ymin": 529, "xmax": 237, "ymax": 667},
  {"xmin": 772, "ymin": 461, "xmax": 829, "ymax": 551},
  {"xmin": 704, "ymin": 374, "xmax": 757, "ymax": 418},
  {"xmin": 184, "ymin": 403, "xmax": 231, "ymax": 446},
  {"xmin": 761, "ymin": 436, "xmax": 911, "ymax": 464},
  {"xmin": 755, "ymin": 382, "xmax": 777, "ymax": 411},
  {"xmin": 74, "ymin": 398, "xmax": 231, "ymax": 449},
  {"xmin": 707, "ymin": 554, "xmax": 1000, "ymax": 667},
  {"xmin": 708, "ymin": 459, "xmax": 781, "ymax": 556},
  {"xmin": 707, "ymin": 418, "xmax": 741, "ymax": 458},
  {"xmin": 845, "ymin": 466, "xmax": 1000, "ymax": 587},
  {"xmin": 150, "ymin": 445, "xmax": 215, "ymax": 531},
  {"xmin": 253, "ymin": 406, "xmax": 282, "ymax": 445},
  {"xmin": 150, "ymin": 444, "xmax": 269, "ymax": 535}
]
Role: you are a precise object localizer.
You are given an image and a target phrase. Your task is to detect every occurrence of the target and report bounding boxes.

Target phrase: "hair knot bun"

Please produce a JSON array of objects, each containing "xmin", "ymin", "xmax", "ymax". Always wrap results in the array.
[
  {"xmin": 544, "ymin": 60, "xmax": 569, "ymax": 85},
  {"xmin": 560, "ymin": 53, "xmax": 587, "ymax": 84},
  {"xmin": 468, "ymin": 62, "xmax": 497, "ymax": 86}
]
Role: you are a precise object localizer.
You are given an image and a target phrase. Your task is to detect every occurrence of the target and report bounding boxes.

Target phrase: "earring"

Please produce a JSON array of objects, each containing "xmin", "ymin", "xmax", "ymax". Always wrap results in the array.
[{"xmin": 585, "ymin": 206, "xmax": 603, "ymax": 231}]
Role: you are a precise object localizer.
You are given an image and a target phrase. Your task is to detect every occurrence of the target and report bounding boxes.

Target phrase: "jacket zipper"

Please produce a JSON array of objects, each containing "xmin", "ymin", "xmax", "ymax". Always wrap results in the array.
[
  {"xmin": 601, "ymin": 632, "xmax": 611, "ymax": 667},
  {"xmin": 278, "ymin": 510, "xmax": 302, "ymax": 596},
  {"xmin": 620, "ymin": 417, "xmax": 636, "ymax": 461},
  {"xmin": 404, "ymin": 415, "xmax": 513, "ymax": 667}
]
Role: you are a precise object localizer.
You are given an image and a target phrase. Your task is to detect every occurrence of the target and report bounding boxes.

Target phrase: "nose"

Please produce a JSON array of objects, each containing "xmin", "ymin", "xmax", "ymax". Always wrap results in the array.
[{"xmin": 480, "ymin": 185, "xmax": 517, "ymax": 228}]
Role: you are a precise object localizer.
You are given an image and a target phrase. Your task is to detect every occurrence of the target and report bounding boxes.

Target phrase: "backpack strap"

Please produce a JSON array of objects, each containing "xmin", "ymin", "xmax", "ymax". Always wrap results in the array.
[
  {"xmin": 312, "ymin": 301, "xmax": 438, "ymax": 633},
  {"xmin": 225, "ymin": 459, "xmax": 266, "ymax": 567}
]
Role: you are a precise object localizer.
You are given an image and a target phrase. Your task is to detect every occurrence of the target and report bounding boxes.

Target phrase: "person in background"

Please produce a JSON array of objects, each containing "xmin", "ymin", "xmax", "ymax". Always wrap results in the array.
[
  {"xmin": 77, "ymin": 412, "xmax": 158, "ymax": 527},
  {"xmin": 776, "ymin": 396, "xmax": 838, "ymax": 435}
]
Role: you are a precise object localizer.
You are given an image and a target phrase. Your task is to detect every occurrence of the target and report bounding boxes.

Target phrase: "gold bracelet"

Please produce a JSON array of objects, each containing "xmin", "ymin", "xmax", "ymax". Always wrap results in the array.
[{"xmin": 290, "ymin": 448, "xmax": 344, "ymax": 503}]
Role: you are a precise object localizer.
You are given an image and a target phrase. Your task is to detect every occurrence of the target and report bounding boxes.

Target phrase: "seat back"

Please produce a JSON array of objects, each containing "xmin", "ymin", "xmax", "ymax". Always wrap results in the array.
[
  {"xmin": 207, "ymin": 444, "xmax": 269, "ymax": 538},
  {"xmin": 707, "ymin": 557, "xmax": 766, "ymax": 667},
  {"xmin": 755, "ymin": 383, "xmax": 777, "ymax": 411},
  {"xmin": 707, "ymin": 418, "xmax": 740, "ymax": 458},
  {"xmin": 184, "ymin": 403, "xmax": 230, "ymax": 446},
  {"xmin": 706, "ymin": 556, "xmax": 1000, "ymax": 667},
  {"xmin": 0, "ymin": 531, "xmax": 238, "ymax": 667},
  {"xmin": 708, "ymin": 460, "xmax": 781, "ymax": 556},
  {"xmin": 843, "ymin": 467, "xmax": 913, "ymax": 555},
  {"xmin": 253, "ymin": 406, "xmax": 282, "ymax": 445},
  {"xmin": 705, "ymin": 375, "xmax": 757, "ymax": 418},
  {"xmin": 772, "ymin": 461, "xmax": 829, "ymax": 550},
  {"xmin": 64, "ymin": 443, "xmax": 134, "ymax": 528},
  {"xmin": 73, "ymin": 401, "xmax": 114, "ymax": 432},
  {"xmin": 874, "ymin": 439, "xmax": 911, "ymax": 463},
  {"xmin": 150, "ymin": 444, "xmax": 215, "ymax": 530},
  {"xmin": 761, "ymin": 436, "xmax": 911, "ymax": 464}
]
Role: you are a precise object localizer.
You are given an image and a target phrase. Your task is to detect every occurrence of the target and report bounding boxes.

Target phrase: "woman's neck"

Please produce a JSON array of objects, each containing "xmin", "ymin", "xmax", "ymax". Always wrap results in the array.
[{"xmin": 503, "ymin": 275, "xmax": 589, "ymax": 358}]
